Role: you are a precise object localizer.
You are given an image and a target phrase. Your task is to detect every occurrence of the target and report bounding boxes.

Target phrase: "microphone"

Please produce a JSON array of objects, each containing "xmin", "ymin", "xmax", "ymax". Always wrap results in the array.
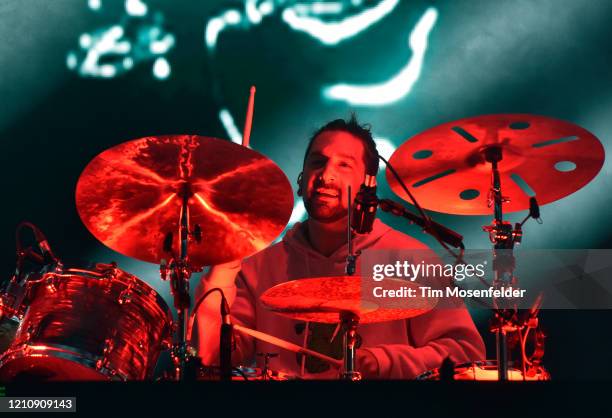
[
  {"xmin": 32, "ymin": 226, "xmax": 59, "ymax": 264},
  {"xmin": 351, "ymin": 174, "xmax": 378, "ymax": 234},
  {"xmin": 350, "ymin": 177, "xmax": 464, "ymax": 248},
  {"xmin": 219, "ymin": 296, "xmax": 233, "ymax": 381},
  {"xmin": 378, "ymin": 199, "xmax": 464, "ymax": 249}
]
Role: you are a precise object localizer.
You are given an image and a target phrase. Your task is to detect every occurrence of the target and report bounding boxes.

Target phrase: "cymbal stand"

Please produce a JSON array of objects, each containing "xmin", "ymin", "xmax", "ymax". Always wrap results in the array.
[
  {"xmin": 160, "ymin": 181, "xmax": 202, "ymax": 381},
  {"xmin": 481, "ymin": 146, "xmax": 540, "ymax": 381},
  {"xmin": 340, "ymin": 311, "xmax": 361, "ymax": 381}
]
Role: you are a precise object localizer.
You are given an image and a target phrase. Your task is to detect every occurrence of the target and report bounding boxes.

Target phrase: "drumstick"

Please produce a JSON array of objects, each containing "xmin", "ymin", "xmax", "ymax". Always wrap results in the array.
[
  {"xmin": 242, "ymin": 85, "xmax": 256, "ymax": 148},
  {"xmin": 233, "ymin": 323, "xmax": 343, "ymax": 368}
]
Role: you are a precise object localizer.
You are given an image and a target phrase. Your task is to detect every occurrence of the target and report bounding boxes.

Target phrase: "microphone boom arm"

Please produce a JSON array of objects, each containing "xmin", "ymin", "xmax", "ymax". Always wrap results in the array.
[{"xmin": 378, "ymin": 198, "xmax": 464, "ymax": 249}]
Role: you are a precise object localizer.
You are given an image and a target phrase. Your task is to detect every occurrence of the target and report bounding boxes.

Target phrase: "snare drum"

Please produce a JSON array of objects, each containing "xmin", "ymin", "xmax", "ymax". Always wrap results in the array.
[
  {"xmin": 417, "ymin": 360, "xmax": 550, "ymax": 381},
  {"xmin": 0, "ymin": 264, "xmax": 172, "ymax": 381}
]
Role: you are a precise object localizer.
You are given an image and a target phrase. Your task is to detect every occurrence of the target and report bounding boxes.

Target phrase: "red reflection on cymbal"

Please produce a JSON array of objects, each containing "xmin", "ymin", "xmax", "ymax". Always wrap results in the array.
[
  {"xmin": 76, "ymin": 135, "xmax": 294, "ymax": 267},
  {"xmin": 261, "ymin": 276, "xmax": 436, "ymax": 324},
  {"xmin": 387, "ymin": 114, "xmax": 605, "ymax": 215}
]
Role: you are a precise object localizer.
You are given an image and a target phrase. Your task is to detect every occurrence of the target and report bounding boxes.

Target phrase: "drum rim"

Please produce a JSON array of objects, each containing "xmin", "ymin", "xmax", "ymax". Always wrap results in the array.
[
  {"xmin": 33, "ymin": 267, "xmax": 174, "ymax": 324},
  {"xmin": 0, "ymin": 343, "xmax": 129, "ymax": 381}
]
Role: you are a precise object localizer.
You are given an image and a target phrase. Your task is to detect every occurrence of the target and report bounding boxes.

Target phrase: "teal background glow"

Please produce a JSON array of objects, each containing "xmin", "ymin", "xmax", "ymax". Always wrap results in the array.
[{"xmin": 1, "ymin": 0, "xmax": 611, "ymax": 379}]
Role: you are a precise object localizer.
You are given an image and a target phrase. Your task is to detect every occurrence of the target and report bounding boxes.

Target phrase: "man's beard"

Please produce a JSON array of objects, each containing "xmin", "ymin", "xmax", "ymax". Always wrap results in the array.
[{"xmin": 303, "ymin": 193, "xmax": 347, "ymax": 224}]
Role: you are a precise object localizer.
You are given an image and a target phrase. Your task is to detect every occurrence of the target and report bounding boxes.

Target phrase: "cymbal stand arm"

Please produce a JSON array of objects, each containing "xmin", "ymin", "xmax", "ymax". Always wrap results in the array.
[
  {"xmin": 168, "ymin": 185, "xmax": 195, "ymax": 381},
  {"xmin": 340, "ymin": 311, "xmax": 361, "ymax": 381},
  {"xmin": 483, "ymin": 146, "xmax": 514, "ymax": 381}
]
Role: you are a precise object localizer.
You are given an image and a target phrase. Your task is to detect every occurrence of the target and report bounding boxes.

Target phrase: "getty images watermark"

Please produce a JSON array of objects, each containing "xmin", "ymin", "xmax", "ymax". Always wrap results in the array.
[
  {"xmin": 371, "ymin": 258, "xmax": 526, "ymax": 300},
  {"xmin": 359, "ymin": 249, "xmax": 612, "ymax": 310}
]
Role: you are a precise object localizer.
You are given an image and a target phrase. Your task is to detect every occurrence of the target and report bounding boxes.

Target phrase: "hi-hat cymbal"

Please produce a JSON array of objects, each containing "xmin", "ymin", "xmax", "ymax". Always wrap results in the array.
[
  {"xmin": 76, "ymin": 135, "xmax": 294, "ymax": 267},
  {"xmin": 260, "ymin": 276, "xmax": 436, "ymax": 324},
  {"xmin": 387, "ymin": 114, "xmax": 605, "ymax": 215}
]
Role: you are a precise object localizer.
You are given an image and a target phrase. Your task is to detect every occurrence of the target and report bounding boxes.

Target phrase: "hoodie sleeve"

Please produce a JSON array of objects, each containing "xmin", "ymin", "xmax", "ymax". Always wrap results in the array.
[
  {"xmin": 194, "ymin": 269, "xmax": 256, "ymax": 367},
  {"xmin": 357, "ymin": 307, "xmax": 486, "ymax": 379},
  {"xmin": 229, "ymin": 271, "xmax": 257, "ymax": 365}
]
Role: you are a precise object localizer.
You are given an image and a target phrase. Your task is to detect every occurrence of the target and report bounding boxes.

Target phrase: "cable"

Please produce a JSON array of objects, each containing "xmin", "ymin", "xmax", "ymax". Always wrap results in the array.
[
  {"xmin": 518, "ymin": 327, "xmax": 526, "ymax": 381},
  {"xmin": 186, "ymin": 287, "xmax": 229, "ymax": 343},
  {"xmin": 15, "ymin": 222, "xmax": 38, "ymax": 253},
  {"xmin": 379, "ymin": 155, "xmax": 465, "ymax": 263},
  {"xmin": 232, "ymin": 366, "xmax": 249, "ymax": 381}
]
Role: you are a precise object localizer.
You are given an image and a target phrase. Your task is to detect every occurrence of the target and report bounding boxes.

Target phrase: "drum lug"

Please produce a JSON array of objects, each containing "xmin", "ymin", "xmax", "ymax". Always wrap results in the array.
[
  {"xmin": 96, "ymin": 338, "xmax": 115, "ymax": 371},
  {"xmin": 95, "ymin": 358, "xmax": 107, "ymax": 371},
  {"xmin": 95, "ymin": 358, "xmax": 118, "ymax": 378},
  {"xmin": 117, "ymin": 289, "xmax": 132, "ymax": 305},
  {"xmin": 160, "ymin": 339, "xmax": 172, "ymax": 351},
  {"xmin": 103, "ymin": 337, "xmax": 114, "ymax": 355},
  {"xmin": 25, "ymin": 324, "xmax": 36, "ymax": 340},
  {"xmin": 45, "ymin": 276, "xmax": 60, "ymax": 293}
]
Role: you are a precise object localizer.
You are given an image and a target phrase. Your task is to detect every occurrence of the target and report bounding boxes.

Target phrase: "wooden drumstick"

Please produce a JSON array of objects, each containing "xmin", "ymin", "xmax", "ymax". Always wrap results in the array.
[
  {"xmin": 233, "ymin": 323, "xmax": 343, "ymax": 368},
  {"xmin": 242, "ymin": 85, "xmax": 256, "ymax": 148}
]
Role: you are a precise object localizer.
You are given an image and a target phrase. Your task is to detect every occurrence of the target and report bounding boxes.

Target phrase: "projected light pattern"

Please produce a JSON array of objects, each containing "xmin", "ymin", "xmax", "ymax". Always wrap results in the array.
[
  {"xmin": 88, "ymin": 0, "xmax": 101, "ymax": 11},
  {"xmin": 374, "ymin": 137, "xmax": 396, "ymax": 161},
  {"xmin": 68, "ymin": 0, "xmax": 175, "ymax": 79},
  {"xmin": 152, "ymin": 57, "xmax": 171, "ymax": 80},
  {"xmin": 205, "ymin": 9, "xmax": 245, "ymax": 52},
  {"xmin": 207, "ymin": 2, "xmax": 436, "ymax": 144},
  {"xmin": 206, "ymin": 0, "xmax": 399, "ymax": 51},
  {"xmin": 282, "ymin": 0, "xmax": 400, "ymax": 45},
  {"xmin": 219, "ymin": 108, "xmax": 243, "ymax": 144},
  {"xmin": 125, "ymin": 0, "xmax": 147, "ymax": 17},
  {"xmin": 323, "ymin": 7, "xmax": 438, "ymax": 105}
]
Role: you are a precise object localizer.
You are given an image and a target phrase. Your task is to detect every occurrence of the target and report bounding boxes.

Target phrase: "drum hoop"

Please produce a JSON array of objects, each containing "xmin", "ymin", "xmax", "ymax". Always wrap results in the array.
[
  {"xmin": 0, "ymin": 343, "xmax": 128, "ymax": 381},
  {"xmin": 32, "ymin": 268, "xmax": 173, "ymax": 324}
]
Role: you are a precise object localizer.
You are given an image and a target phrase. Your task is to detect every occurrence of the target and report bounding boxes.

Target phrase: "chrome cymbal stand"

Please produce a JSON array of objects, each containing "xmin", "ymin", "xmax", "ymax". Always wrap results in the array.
[
  {"xmin": 160, "ymin": 181, "xmax": 202, "ymax": 381},
  {"xmin": 481, "ymin": 145, "xmax": 541, "ymax": 381}
]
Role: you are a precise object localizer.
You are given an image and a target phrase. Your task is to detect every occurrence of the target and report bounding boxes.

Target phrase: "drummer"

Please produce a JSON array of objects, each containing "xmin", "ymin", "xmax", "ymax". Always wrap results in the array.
[{"xmin": 195, "ymin": 116, "xmax": 485, "ymax": 379}]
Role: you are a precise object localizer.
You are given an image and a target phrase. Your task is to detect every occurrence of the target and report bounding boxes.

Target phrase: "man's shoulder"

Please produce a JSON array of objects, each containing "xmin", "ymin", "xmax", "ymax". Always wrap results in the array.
[{"xmin": 241, "ymin": 238, "xmax": 288, "ymax": 269}]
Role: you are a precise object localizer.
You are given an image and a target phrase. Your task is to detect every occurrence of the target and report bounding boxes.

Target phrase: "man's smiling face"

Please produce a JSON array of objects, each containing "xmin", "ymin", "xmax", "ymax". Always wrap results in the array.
[{"xmin": 301, "ymin": 130, "xmax": 367, "ymax": 223}]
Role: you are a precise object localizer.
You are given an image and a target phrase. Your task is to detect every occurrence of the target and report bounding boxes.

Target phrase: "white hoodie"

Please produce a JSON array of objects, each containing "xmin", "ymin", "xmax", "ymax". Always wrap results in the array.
[{"xmin": 202, "ymin": 219, "xmax": 485, "ymax": 379}]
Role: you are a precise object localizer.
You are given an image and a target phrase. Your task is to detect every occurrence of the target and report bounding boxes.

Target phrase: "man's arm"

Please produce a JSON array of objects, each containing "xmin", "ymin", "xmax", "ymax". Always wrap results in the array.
[
  {"xmin": 357, "ymin": 307, "xmax": 486, "ymax": 379},
  {"xmin": 193, "ymin": 262, "xmax": 256, "ymax": 366}
]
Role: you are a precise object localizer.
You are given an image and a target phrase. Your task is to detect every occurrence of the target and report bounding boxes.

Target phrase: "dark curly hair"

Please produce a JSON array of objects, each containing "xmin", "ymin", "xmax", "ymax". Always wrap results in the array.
[{"xmin": 302, "ymin": 114, "xmax": 379, "ymax": 175}]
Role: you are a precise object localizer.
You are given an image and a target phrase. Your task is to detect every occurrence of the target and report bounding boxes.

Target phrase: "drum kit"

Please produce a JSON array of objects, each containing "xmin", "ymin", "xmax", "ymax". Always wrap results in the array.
[{"xmin": 0, "ymin": 108, "xmax": 605, "ymax": 382}]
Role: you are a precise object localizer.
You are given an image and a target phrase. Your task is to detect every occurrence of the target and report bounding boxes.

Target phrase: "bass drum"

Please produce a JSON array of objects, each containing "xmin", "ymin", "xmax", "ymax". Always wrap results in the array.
[
  {"xmin": 0, "ymin": 263, "xmax": 172, "ymax": 382},
  {"xmin": 417, "ymin": 360, "xmax": 550, "ymax": 381}
]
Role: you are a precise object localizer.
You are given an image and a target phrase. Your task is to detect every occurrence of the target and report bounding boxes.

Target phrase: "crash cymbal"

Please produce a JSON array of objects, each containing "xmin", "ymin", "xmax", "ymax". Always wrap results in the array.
[
  {"xmin": 260, "ymin": 276, "xmax": 436, "ymax": 324},
  {"xmin": 76, "ymin": 135, "xmax": 294, "ymax": 267},
  {"xmin": 387, "ymin": 114, "xmax": 605, "ymax": 215}
]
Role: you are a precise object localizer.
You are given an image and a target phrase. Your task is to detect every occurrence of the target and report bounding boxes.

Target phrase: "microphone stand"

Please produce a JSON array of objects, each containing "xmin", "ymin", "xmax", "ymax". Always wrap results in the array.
[{"xmin": 340, "ymin": 185, "xmax": 361, "ymax": 381}]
